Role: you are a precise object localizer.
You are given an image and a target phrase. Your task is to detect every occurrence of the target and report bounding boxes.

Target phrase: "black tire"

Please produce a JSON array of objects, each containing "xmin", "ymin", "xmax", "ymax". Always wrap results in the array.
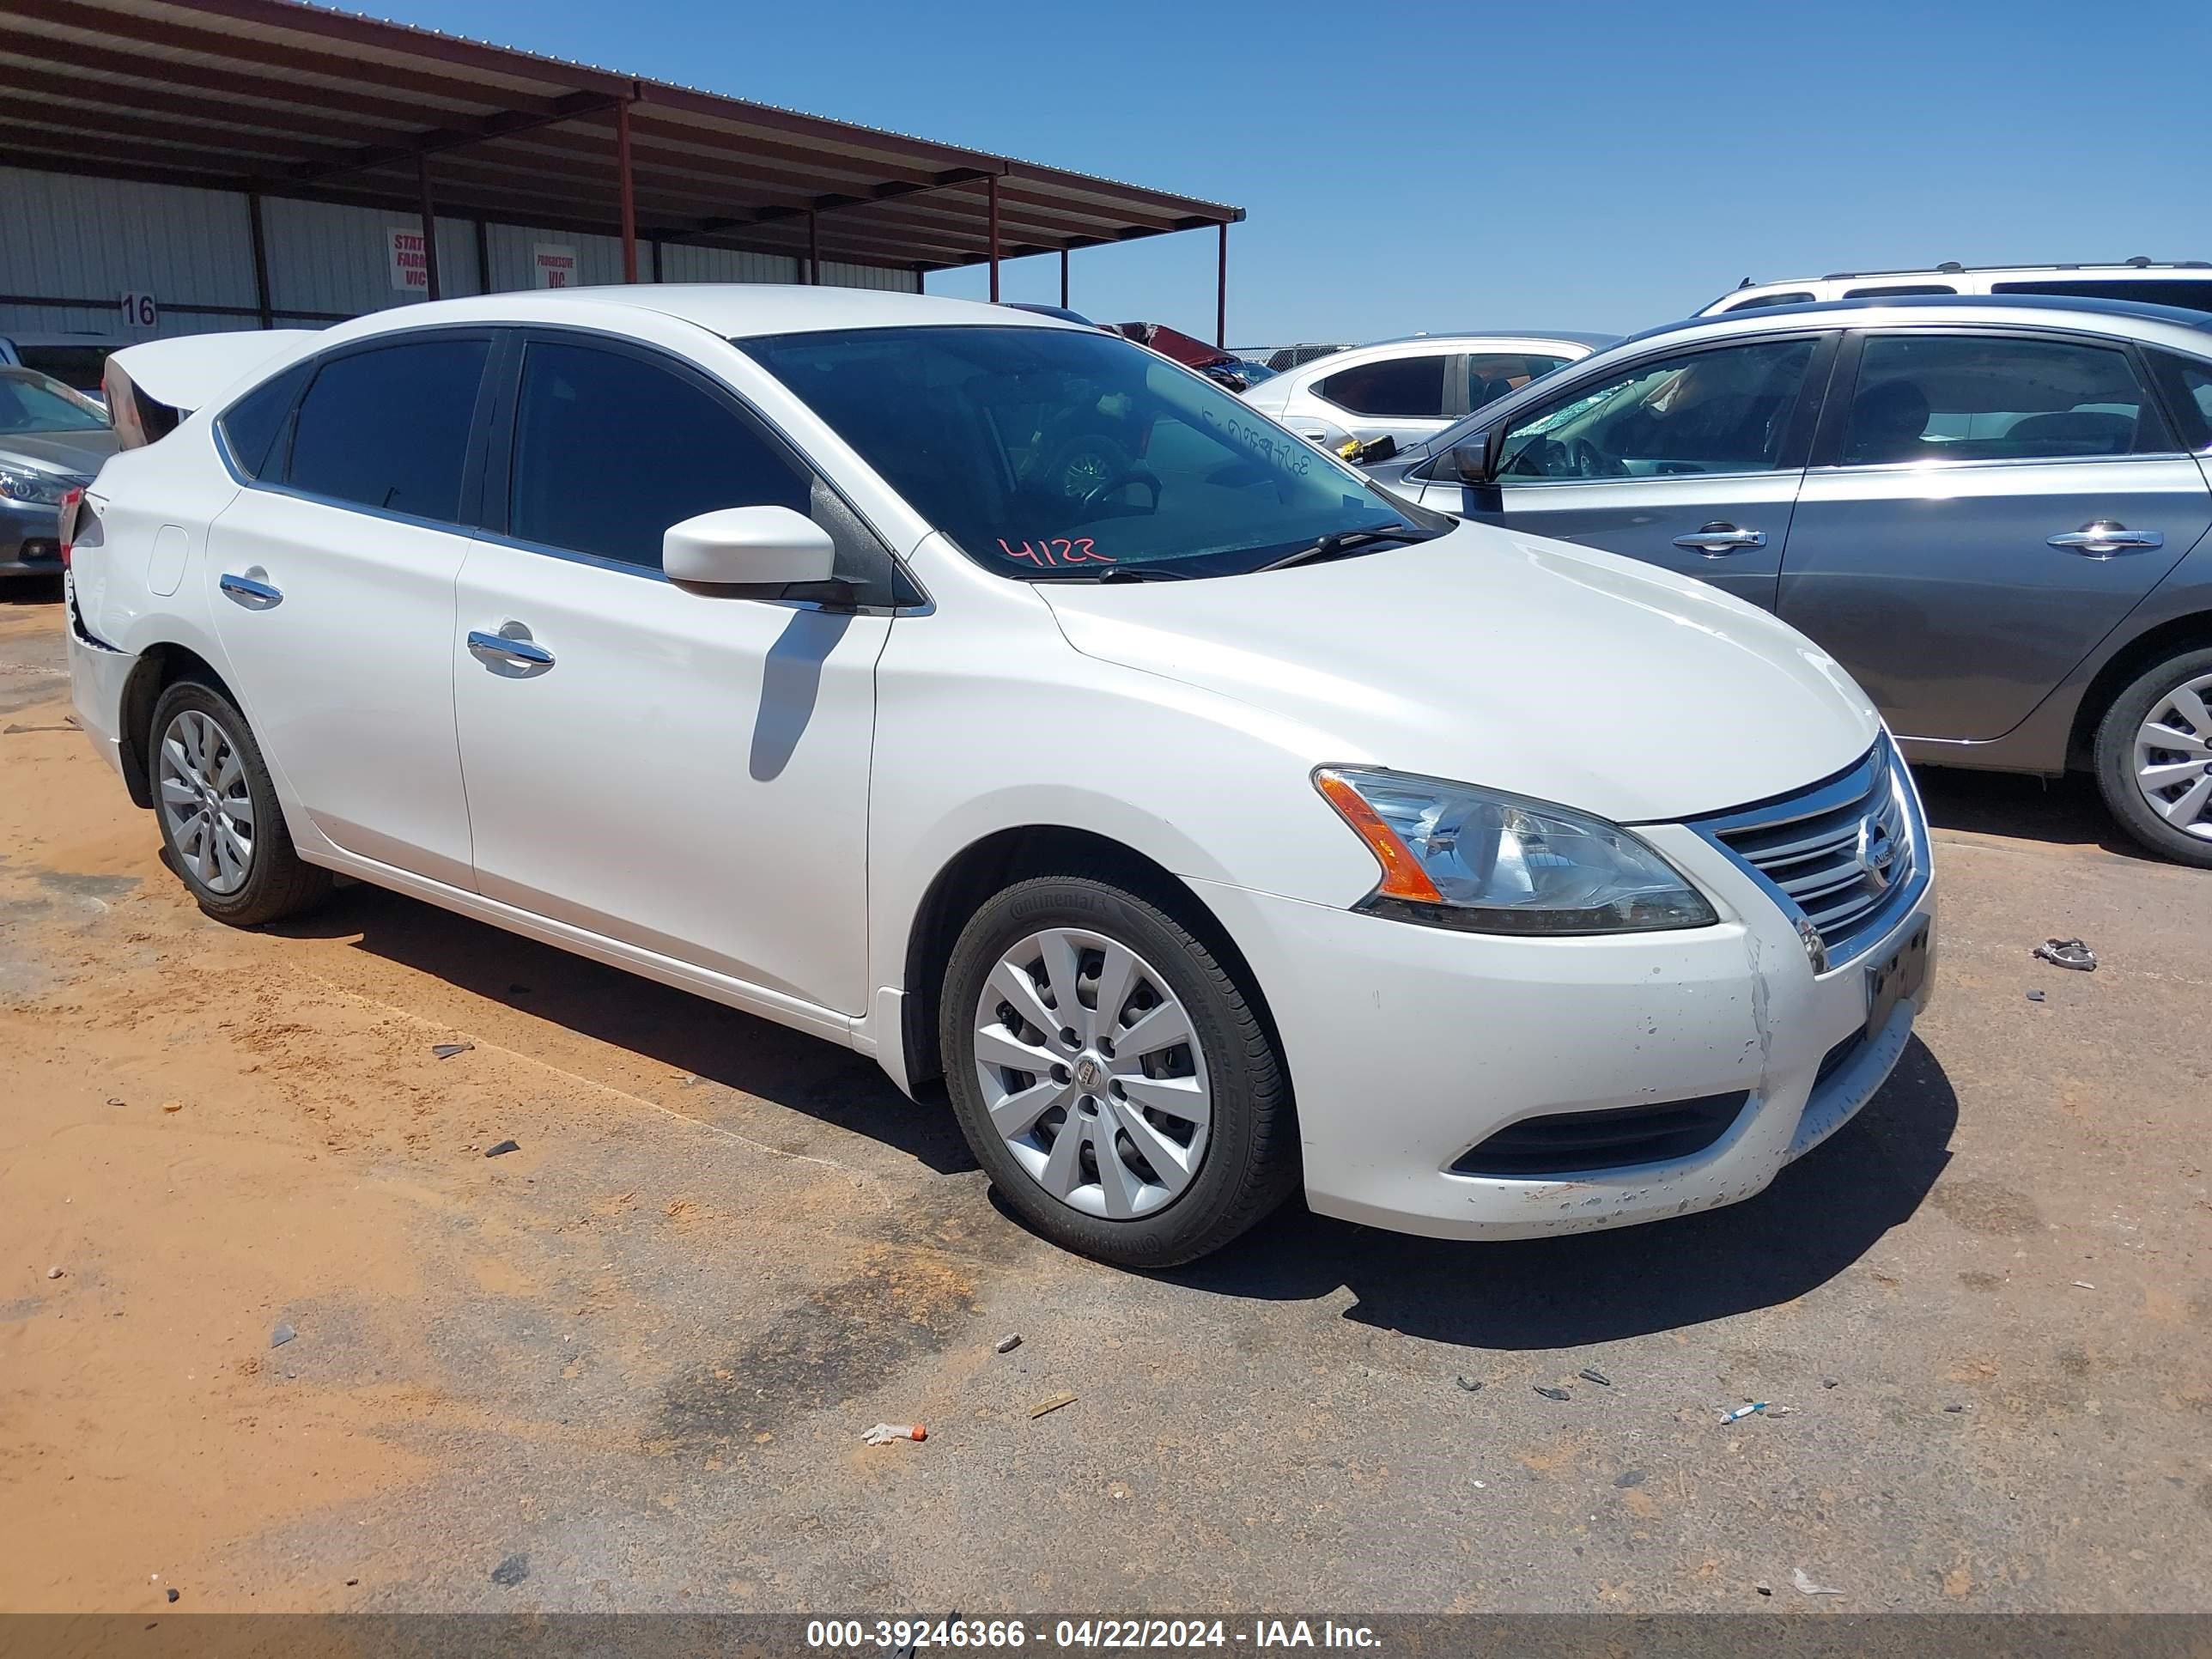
[
  {"xmin": 939, "ymin": 875, "xmax": 1297, "ymax": 1268},
  {"xmin": 148, "ymin": 677, "xmax": 331, "ymax": 925},
  {"xmin": 2093, "ymin": 647, "xmax": 2212, "ymax": 870}
]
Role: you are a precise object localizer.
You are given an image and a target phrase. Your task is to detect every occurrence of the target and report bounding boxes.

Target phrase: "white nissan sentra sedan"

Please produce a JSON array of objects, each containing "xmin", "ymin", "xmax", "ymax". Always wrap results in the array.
[{"xmin": 62, "ymin": 288, "xmax": 1934, "ymax": 1267}]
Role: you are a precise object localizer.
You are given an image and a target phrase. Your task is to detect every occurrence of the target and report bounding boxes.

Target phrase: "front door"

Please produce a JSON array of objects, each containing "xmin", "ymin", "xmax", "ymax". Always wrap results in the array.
[
  {"xmin": 452, "ymin": 334, "xmax": 890, "ymax": 1015},
  {"xmin": 1779, "ymin": 329, "xmax": 2212, "ymax": 742},
  {"xmin": 206, "ymin": 332, "xmax": 493, "ymax": 888},
  {"xmin": 1412, "ymin": 333, "xmax": 1832, "ymax": 609}
]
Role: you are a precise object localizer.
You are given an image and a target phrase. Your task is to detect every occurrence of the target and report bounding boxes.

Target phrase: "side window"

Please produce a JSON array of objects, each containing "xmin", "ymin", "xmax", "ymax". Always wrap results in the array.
[
  {"xmin": 1721, "ymin": 291, "xmax": 1814, "ymax": 313},
  {"xmin": 216, "ymin": 361, "xmax": 311, "ymax": 480},
  {"xmin": 1840, "ymin": 334, "xmax": 2170, "ymax": 467},
  {"xmin": 1841, "ymin": 283, "xmax": 1957, "ymax": 299},
  {"xmin": 1316, "ymin": 353, "xmax": 1449, "ymax": 418},
  {"xmin": 1992, "ymin": 278, "xmax": 2212, "ymax": 315},
  {"xmin": 286, "ymin": 339, "xmax": 489, "ymax": 523},
  {"xmin": 2144, "ymin": 350, "xmax": 2212, "ymax": 451},
  {"xmin": 508, "ymin": 340, "xmax": 811, "ymax": 572},
  {"xmin": 1464, "ymin": 353, "xmax": 1569, "ymax": 412},
  {"xmin": 1498, "ymin": 338, "xmax": 1816, "ymax": 480}
]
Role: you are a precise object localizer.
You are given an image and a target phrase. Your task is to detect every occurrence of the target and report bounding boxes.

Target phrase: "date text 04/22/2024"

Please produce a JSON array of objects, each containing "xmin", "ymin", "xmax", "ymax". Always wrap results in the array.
[{"xmin": 803, "ymin": 1619, "xmax": 1381, "ymax": 1650}]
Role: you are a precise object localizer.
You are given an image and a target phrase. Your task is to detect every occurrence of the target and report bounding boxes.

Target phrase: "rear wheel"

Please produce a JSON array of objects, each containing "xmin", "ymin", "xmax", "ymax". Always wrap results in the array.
[
  {"xmin": 939, "ymin": 875, "xmax": 1296, "ymax": 1267},
  {"xmin": 2094, "ymin": 647, "xmax": 2212, "ymax": 868},
  {"xmin": 149, "ymin": 678, "xmax": 331, "ymax": 925}
]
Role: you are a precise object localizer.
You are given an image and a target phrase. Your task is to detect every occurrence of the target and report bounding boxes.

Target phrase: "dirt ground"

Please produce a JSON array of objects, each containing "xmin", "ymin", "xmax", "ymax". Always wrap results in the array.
[{"xmin": 2, "ymin": 582, "xmax": 2208, "ymax": 1615}]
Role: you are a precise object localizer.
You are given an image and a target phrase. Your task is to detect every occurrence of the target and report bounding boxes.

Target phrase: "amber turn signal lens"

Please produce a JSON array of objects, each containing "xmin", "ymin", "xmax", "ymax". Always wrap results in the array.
[{"xmin": 1314, "ymin": 769, "xmax": 1443, "ymax": 904}]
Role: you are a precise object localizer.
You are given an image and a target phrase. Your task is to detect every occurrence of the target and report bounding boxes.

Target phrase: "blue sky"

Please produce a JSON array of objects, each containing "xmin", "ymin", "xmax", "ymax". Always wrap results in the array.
[{"xmin": 378, "ymin": 0, "xmax": 2209, "ymax": 348}]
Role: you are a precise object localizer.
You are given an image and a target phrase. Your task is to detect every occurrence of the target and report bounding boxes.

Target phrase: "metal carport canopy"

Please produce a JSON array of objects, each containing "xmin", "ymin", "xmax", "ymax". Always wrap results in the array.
[{"xmin": 0, "ymin": 0, "xmax": 1243, "ymax": 328}]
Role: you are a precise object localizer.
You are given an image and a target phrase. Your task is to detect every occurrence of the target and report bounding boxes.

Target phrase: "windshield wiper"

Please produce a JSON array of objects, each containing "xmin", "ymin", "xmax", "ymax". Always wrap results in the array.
[
  {"xmin": 1255, "ymin": 524, "xmax": 1424, "ymax": 574},
  {"xmin": 1095, "ymin": 565, "xmax": 1189, "ymax": 583}
]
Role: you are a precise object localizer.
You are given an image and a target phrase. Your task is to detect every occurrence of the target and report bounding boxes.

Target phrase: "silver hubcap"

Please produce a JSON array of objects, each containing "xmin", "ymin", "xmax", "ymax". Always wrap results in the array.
[
  {"xmin": 156, "ymin": 708, "xmax": 256, "ymax": 895},
  {"xmin": 971, "ymin": 927, "xmax": 1212, "ymax": 1221},
  {"xmin": 2133, "ymin": 671, "xmax": 2212, "ymax": 842}
]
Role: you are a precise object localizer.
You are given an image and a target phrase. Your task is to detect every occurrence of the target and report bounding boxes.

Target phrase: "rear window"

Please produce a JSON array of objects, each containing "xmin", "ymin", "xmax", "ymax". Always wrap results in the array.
[
  {"xmin": 1316, "ymin": 354, "xmax": 1449, "ymax": 418},
  {"xmin": 1991, "ymin": 277, "xmax": 2212, "ymax": 314}
]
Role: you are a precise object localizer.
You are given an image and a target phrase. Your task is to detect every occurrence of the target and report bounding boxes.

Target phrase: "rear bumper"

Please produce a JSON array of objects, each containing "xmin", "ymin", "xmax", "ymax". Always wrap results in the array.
[
  {"xmin": 64, "ymin": 573, "xmax": 136, "ymax": 785},
  {"xmin": 1188, "ymin": 834, "xmax": 1936, "ymax": 1243}
]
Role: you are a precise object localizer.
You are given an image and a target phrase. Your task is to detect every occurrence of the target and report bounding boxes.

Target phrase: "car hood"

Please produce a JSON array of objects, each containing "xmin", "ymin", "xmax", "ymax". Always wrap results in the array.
[
  {"xmin": 0, "ymin": 429, "xmax": 118, "ymax": 479},
  {"xmin": 1036, "ymin": 521, "xmax": 1880, "ymax": 824}
]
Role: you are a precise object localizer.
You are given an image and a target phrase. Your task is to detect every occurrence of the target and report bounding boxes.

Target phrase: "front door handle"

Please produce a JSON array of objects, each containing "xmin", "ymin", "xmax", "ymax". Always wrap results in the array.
[
  {"xmin": 1671, "ymin": 522, "xmax": 1767, "ymax": 556},
  {"xmin": 2048, "ymin": 521, "xmax": 2164, "ymax": 557},
  {"xmin": 467, "ymin": 627, "xmax": 555, "ymax": 670},
  {"xmin": 218, "ymin": 569, "xmax": 282, "ymax": 608}
]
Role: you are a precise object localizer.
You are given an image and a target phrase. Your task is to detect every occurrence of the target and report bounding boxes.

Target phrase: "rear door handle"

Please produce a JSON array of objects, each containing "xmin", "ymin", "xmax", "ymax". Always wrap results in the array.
[
  {"xmin": 218, "ymin": 570, "xmax": 282, "ymax": 607},
  {"xmin": 467, "ymin": 628, "xmax": 555, "ymax": 670},
  {"xmin": 1671, "ymin": 523, "xmax": 1767, "ymax": 556},
  {"xmin": 2048, "ymin": 521, "xmax": 2164, "ymax": 557}
]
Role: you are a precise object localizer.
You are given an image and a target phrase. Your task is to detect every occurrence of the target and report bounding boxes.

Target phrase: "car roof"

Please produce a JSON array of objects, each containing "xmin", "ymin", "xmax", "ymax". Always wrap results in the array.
[
  {"xmin": 322, "ymin": 284, "xmax": 1068, "ymax": 345},
  {"xmin": 1628, "ymin": 291, "xmax": 2212, "ymax": 350},
  {"xmin": 1347, "ymin": 331, "xmax": 1620, "ymax": 351},
  {"xmin": 1748, "ymin": 259, "xmax": 2210, "ymax": 283}
]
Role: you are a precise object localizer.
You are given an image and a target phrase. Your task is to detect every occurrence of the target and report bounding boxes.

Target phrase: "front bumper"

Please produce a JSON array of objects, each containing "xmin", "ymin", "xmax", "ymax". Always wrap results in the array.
[
  {"xmin": 2, "ymin": 495, "xmax": 65, "ymax": 574},
  {"xmin": 1188, "ymin": 822, "xmax": 1936, "ymax": 1243}
]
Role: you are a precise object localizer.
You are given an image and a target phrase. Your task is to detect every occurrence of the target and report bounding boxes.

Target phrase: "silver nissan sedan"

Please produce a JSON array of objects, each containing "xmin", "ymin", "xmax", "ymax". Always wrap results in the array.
[{"xmin": 1362, "ymin": 295, "xmax": 2212, "ymax": 866}]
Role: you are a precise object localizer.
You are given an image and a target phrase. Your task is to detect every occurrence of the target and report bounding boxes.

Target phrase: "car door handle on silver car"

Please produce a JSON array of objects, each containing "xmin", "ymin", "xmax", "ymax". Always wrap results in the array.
[
  {"xmin": 2047, "ymin": 521, "xmax": 2165, "ymax": 557},
  {"xmin": 1671, "ymin": 523, "xmax": 1767, "ymax": 556},
  {"xmin": 218, "ymin": 569, "xmax": 283, "ymax": 608},
  {"xmin": 466, "ymin": 627, "xmax": 555, "ymax": 671}
]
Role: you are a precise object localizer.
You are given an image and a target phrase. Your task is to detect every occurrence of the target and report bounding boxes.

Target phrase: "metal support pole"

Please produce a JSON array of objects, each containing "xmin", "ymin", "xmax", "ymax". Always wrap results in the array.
[
  {"xmin": 474, "ymin": 218, "xmax": 490, "ymax": 294},
  {"xmin": 651, "ymin": 238, "xmax": 663, "ymax": 283},
  {"xmin": 1060, "ymin": 247, "xmax": 1069, "ymax": 309},
  {"xmin": 987, "ymin": 173, "xmax": 1000, "ymax": 303},
  {"xmin": 616, "ymin": 99, "xmax": 638, "ymax": 283},
  {"xmin": 246, "ymin": 191, "xmax": 273, "ymax": 328},
  {"xmin": 1216, "ymin": 222, "xmax": 1227, "ymax": 349},
  {"xmin": 808, "ymin": 210, "xmax": 820, "ymax": 285},
  {"xmin": 416, "ymin": 152, "xmax": 441, "ymax": 301}
]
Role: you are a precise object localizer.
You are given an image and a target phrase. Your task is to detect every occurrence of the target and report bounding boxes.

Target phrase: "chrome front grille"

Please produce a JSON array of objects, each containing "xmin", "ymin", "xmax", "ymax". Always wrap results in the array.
[{"xmin": 1690, "ymin": 738, "xmax": 1926, "ymax": 968}]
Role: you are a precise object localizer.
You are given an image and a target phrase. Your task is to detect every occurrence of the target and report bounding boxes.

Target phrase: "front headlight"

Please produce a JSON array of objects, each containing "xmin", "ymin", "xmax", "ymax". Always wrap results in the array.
[
  {"xmin": 0, "ymin": 465, "xmax": 71, "ymax": 506},
  {"xmin": 1314, "ymin": 766, "xmax": 1717, "ymax": 934}
]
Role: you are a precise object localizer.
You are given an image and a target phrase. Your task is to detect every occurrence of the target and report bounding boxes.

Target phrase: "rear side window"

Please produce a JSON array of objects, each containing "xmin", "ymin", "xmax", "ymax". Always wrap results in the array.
[
  {"xmin": 1317, "ymin": 354, "xmax": 1449, "ymax": 417},
  {"xmin": 1721, "ymin": 291, "xmax": 1814, "ymax": 312},
  {"xmin": 1840, "ymin": 334, "xmax": 2169, "ymax": 465},
  {"xmin": 1465, "ymin": 353, "xmax": 1569, "ymax": 411},
  {"xmin": 1992, "ymin": 278, "xmax": 2212, "ymax": 315},
  {"xmin": 1841, "ymin": 283, "xmax": 1957, "ymax": 298},
  {"xmin": 507, "ymin": 339, "xmax": 810, "ymax": 571},
  {"xmin": 216, "ymin": 362, "xmax": 311, "ymax": 479},
  {"xmin": 2145, "ymin": 351, "xmax": 2212, "ymax": 450},
  {"xmin": 287, "ymin": 338, "xmax": 489, "ymax": 524}
]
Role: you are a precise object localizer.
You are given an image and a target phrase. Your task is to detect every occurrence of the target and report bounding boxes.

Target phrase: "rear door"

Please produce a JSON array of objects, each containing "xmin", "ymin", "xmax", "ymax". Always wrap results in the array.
[
  {"xmin": 1411, "ymin": 332, "xmax": 1835, "ymax": 609},
  {"xmin": 1778, "ymin": 327, "xmax": 2212, "ymax": 741},
  {"xmin": 206, "ymin": 331, "xmax": 493, "ymax": 888}
]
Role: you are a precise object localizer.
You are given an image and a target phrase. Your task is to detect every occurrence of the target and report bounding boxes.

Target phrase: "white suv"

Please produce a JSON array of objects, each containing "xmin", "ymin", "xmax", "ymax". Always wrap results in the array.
[
  {"xmin": 64, "ymin": 287, "xmax": 1933, "ymax": 1267},
  {"xmin": 1703, "ymin": 259, "xmax": 2212, "ymax": 317},
  {"xmin": 1238, "ymin": 332, "xmax": 1611, "ymax": 454}
]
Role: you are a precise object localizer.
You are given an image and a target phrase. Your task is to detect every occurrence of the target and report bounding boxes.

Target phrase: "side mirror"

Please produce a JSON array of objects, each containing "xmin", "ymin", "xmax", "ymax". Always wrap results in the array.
[
  {"xmin": 1453, "ymin": 426, "xmax": 1508, "ymax": 486},
  {"xmin": 663, "ymin": 506, "xmax": 836, "ymax": 592}
]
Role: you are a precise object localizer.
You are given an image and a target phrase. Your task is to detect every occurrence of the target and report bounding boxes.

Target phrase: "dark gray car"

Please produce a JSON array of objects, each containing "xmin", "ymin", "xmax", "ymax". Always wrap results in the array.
[
  {"xmin": 1364, "ymin": 295, "xmax": 2212, "ymax": 867},
  {"xmin": 0, "ymin": 367, "xmax": 116, "ymax": 578}
]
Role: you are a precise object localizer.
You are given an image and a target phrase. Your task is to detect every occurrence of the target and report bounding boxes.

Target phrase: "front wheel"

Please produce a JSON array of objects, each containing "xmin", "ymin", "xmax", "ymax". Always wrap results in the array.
[
  {"xmin": 149, "ymin": 678, "xmax": 331, "ymax": 925},
  {"xmin": 2094, "ymin": 647, "xmax": 2212, "ymax": 868},
  {"xmin": 939, "ymin": 876, "xmax": 1296, "ymax": 1267}
]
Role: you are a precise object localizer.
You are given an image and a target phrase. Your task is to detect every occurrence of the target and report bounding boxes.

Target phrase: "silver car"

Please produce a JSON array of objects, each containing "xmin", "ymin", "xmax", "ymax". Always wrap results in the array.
[
  {"xmin": 1363, "ymin": 295, "xmax": 2212, "ymax": 867},
  {"xmin": 1, "ymin": 367, "xmax": 116, "ymax": 579},
  {"xmin": 1239, "ymin": 331, "xmax": 1613, "ymax": 455}
]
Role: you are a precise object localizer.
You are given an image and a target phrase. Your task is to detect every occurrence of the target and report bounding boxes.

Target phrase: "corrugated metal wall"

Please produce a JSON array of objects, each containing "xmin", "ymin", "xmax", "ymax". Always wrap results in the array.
[{"xmin": 1, "ymin": 163, "xmax": 921, "ymax": 345}]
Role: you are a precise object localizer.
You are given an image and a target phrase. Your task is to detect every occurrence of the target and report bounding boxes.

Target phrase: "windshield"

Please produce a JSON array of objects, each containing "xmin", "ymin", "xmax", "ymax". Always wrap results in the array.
[
  {"xmin": 739, "ymin": 325, "xmax": 1436, "ymax": 579},
  {"xmin": 0, "ymin": 368, "xmax": 110, "ymax": 434}
]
